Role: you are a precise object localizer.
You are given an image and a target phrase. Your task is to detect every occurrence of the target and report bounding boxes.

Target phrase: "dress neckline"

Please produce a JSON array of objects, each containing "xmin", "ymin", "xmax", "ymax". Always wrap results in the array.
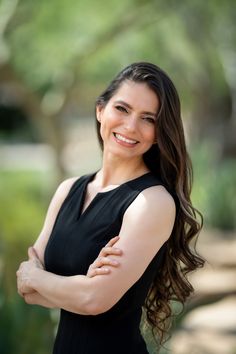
[
  {"xmin": 78, "ymin": 171, "xmax": 152, "ymax": 219},
  {"xmin": 86, "ymin": 170, "xmax": 152, "ymax": 195}
]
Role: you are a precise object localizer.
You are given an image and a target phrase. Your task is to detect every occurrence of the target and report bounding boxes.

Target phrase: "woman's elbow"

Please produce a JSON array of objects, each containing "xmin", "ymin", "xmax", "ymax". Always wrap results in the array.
[
  {"xmin": 84, "ymin": 295, "xmax": 116, "ymax": 315},
  {"xmin": 85, "ymin": 303, "xmax": 111, "ymax": 315},
  {"xmin": 72, "ymin": 280, "xmax": 118, "ymax": 315},
  {"xmin": 64, "ymin": 294, "xmax": 117, "ymax": 315}
]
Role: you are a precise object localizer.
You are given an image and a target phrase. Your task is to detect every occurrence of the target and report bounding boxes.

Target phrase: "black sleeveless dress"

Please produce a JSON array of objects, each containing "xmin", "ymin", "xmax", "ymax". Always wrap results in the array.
[{"xmin": 44, "ymin": 171, "xmax": 168, "ymax": 354}]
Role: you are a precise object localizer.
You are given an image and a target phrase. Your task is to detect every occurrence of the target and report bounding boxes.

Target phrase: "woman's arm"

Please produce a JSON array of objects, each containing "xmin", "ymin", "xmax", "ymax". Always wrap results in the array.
[
  {"xmin": 18, "ymin": 247, "xmax": 57, "ymax": 308},
  {"xmin": 33, "ymin": 177, "xmax": 79, "ymax": 265},
  {"xmin": 17, "ymin": 176, "xmax": 122, "ymax": 310},
  {"xmin": 17, "ymin": 185, "xmax": 175, "ymax": 315},
  {"xmin": 19, "ymin": 237, "xmax": 122, "ymax": 308},
  {"xmin": 23, "ymin": 292, "xmax": 56, "ymax": 308},
  {"xmin": 16, "ymin": 177, "xmax": 78, "ymax": 308}
]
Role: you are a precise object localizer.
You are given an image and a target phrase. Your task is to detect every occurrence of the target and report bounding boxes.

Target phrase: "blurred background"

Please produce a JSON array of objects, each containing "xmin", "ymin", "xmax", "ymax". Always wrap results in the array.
[{"xmin": 0, "ymin": 0, "xmax": 235, "ymax": 353}]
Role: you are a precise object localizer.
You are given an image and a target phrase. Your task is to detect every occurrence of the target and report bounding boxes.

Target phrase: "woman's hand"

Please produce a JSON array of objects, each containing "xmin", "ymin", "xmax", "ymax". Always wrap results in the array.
[
  {"xmin": 87, "ymin": 236, "xmax": 122, "ymax": 278},
  {"xmin": 28, "ymin": 247, "xmax": 44, "ymax": 269},
  {"xmin": 16, "ymin": 247, "xmax": 44, "ymax": 297}
]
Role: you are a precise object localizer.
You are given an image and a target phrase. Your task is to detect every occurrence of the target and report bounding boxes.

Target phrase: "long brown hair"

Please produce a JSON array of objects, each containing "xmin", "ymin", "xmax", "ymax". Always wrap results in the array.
[{"xmin": 95, "ymin": 62, "xmax": 204, "ymax": 345}]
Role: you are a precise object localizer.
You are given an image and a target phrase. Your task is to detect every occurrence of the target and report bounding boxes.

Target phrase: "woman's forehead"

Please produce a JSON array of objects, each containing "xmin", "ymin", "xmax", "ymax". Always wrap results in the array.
[{"xmin": 111, "ymin": 80, "xmax": 159, "ymax": 112}]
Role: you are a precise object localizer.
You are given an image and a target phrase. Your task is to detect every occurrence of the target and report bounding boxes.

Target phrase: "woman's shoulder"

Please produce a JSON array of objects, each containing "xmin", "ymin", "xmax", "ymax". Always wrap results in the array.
[
  {"xmin": 125, "ymin": 183, "xmax": 176, "ymax": 228},
  {"xmin": 55, "ymin": 171, "xmax": 95, "ymax": 202},
  {"xmin": 54, "ymin": 176, "xmax": 80, "ymax": 202},
  {"xmin": 122, "ymin": 184, "xmax": 176, "ymax": 245},
  {"xmin": 57, "ymin": 176, "xmax": 80, "ymax": 190},
  {"xmin": 143, "ymin": 183, "xmax": 175, "ymax": 202}
]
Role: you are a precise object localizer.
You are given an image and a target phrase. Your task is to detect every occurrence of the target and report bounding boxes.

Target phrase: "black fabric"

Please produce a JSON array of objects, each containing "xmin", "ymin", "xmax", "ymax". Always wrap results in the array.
[{"xmin": 45, "ymin": 171, "xmax": 168, "ymax": 354}]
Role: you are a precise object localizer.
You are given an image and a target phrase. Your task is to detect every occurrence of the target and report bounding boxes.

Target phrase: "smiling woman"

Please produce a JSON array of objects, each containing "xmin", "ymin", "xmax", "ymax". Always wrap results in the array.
[
  {"xmin": 96, "ymin": 80, "xmax": 158, "ymax": 162},
  {"xmin": 16, "ymin": 62, "xmax": 204, "ymax": 354}
]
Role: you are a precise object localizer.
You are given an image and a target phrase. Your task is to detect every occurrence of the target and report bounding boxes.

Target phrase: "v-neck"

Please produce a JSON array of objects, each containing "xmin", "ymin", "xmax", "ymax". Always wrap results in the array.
[
  {"xmin": 78, "ymin": 172, "xmax": 121, "ymax": 219},
  {"xmin": 78, "ymin": 171, "xmax": 152, "ymax": 220}
]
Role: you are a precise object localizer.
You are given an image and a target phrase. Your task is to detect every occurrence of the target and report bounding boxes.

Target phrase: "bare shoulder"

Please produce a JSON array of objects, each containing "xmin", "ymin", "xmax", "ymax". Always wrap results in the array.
[
  {"xmin": 54, "ymin": 176, "xmax": 79, "ymax": 202},
  {"xmin": 123, "ymin": 184, "xmax": 176, "ymax": 243},
  {"xmin": 127, "ymin": 184, "xmax": 176, "ymax": 219},
  {"xmin": 142, "ymin": 184, "xmax": 176, "ymax": 214}
]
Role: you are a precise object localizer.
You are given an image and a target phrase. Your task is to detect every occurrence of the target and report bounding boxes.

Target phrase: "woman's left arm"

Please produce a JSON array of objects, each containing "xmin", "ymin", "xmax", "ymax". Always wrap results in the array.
[
  {"xmin": 17, "ymin": 185, "xmax": 175, "ymax": 315},
  {"xmin": 17, "ymin": 237, "xmax": 122, "ymax": 309}
]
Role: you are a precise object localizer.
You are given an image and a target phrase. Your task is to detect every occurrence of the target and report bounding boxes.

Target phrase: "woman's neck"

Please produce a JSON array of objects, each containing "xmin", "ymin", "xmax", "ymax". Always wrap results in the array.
[{"xmin": 97, "ymin": 153, "xmax": 149, "ymax": 188}]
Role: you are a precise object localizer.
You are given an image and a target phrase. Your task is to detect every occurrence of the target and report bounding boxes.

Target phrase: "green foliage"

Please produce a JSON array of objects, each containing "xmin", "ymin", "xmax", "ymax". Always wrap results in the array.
[
  {"xmin": 206, "ymin": 159, "xmax": 236, "ymax": 230},
  {"xmin": 0, "ymin": 171, "xmax": 55, "ymax": 354},
  {"xmin": 6, "ymin": 0, "xmax": 235, "ymax": 97},
  {"xmin": 191, "ymin": 143, "xmax": 236, "ymax": 230},
  {"xmin": 6, "ymin": 0, "xmax": 137, "ymax": 90},
  {"xmin": 0, "ymin": 296, "xmax": 54, "ymax": 354},
  {"xmin": 0, "ymin": 171, "xmax": 46, "ymax": 241}
]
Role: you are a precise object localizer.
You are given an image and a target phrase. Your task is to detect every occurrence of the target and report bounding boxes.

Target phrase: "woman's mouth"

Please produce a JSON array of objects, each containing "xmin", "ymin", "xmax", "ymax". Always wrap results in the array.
[{"xmin": 113, "ymin": 133, "xmax": 139, "ymax": 146}]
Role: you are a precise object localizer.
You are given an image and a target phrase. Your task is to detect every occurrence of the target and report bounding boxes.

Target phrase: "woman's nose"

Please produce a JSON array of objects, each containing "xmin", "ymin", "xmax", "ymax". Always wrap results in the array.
[{"xmin": 124, "ymin": 115, "xmax": 138, "ymax": 132}]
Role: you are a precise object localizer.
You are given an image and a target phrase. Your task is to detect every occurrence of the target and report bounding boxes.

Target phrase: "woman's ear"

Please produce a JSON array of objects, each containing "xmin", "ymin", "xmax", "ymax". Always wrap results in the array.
[{"xmin": 96, "ymin": 105, "xmax": 103, "ymax": 122}]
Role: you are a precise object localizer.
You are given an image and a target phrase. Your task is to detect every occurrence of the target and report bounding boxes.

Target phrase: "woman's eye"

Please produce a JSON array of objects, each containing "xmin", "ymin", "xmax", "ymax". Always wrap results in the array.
[
  {"xmin": 143, "ymin": 117, "xmax": 155, "ymax": 124},
  {"xmin": 115, "ymin": 105, "xmax": 128, "ymax": 113}
]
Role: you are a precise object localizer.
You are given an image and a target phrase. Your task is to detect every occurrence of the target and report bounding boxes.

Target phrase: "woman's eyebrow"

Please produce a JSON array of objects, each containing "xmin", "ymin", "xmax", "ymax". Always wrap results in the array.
[{"xmin": 114, "ymin": 100, "xmax": 157, "ymax": 117}]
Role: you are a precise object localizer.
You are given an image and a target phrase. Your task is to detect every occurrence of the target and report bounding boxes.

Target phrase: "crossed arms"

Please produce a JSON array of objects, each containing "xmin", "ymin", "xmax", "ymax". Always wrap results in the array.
[{"xmin": 16, "ymin": 177, "xmax": 175, "ymax": 315}]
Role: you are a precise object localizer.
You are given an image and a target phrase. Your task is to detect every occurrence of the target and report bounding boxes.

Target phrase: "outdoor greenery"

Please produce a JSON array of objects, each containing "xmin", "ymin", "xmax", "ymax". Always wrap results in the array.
[{"xmin": 0, "ymin": 0, "xmax": 235, "ymax": 353}]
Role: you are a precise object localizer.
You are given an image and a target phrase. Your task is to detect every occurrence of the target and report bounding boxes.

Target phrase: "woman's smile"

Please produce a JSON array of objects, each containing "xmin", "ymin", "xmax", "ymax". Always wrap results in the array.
[
  {"xmin": 113, "ymin": 132, "xmax": 139, "ymax": 147},
  {"xmin": 97, "ymin": 80, "xmax": 159, "ymax": 160}
]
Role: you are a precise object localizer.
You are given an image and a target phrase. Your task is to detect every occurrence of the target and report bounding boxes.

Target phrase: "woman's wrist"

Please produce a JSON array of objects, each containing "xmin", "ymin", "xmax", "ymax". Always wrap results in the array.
[
  {"xmin": 31, "ymin": 267, "xmax": 65, "ymax": 302},
  {"xmin": 30, "ymin": 267, "xmax": 44, "ymax": 291}
]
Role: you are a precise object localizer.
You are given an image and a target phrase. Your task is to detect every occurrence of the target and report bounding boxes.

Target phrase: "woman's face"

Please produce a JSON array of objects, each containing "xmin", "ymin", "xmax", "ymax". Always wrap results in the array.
[{"xmin": 96, "ymin": 80, "xmax": 159, "ymax": 161}]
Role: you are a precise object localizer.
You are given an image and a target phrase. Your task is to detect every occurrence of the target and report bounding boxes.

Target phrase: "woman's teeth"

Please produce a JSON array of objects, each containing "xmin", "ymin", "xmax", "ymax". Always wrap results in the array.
[{"xmin": 114, "ymin": 133, "xmax": 138, "ymax": 144}]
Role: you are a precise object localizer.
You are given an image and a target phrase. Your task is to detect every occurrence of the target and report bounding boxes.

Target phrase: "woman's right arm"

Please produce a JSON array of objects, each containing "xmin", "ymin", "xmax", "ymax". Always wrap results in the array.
[
  {"xmin": 20, "ymin": 177, "xmax": 79, "ymax": 308},
  {"xmin": 20, "ymin": 177, "xmax": 122, "ymax": 308},
  {"xmin": 33, "ymin": 177, "xmax": 79, "ymax": 265},
  {"xmin": 23, "ymin": 236, "xmax": 122, "ymax": 308}
]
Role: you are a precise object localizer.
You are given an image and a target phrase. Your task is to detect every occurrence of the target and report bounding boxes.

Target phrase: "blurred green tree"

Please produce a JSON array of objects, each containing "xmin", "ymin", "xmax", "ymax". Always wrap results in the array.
[{"xmin": 1, "ymin": 0, "xmax": 235, "ymax": 180}]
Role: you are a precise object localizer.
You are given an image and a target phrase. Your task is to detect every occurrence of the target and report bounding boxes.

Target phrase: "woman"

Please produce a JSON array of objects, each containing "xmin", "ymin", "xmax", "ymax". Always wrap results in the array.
[{"xmin": 17, "ymin": 62, "xmax": 204, "ymax": 353}]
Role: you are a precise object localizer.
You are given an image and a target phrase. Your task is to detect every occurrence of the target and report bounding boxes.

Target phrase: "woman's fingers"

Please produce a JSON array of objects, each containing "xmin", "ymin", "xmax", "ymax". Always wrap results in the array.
[
  {"xmin": 28, "ymin": 247, "xmax": 37, "ymax": 260},
  {"xmin": 94, "ymin": 256, "xmax": 119, "ymax": 268},
  {"xmin": 99, "ymin": 236, "xmax": 122, "ymax": 258},
  {"xmin": 87, "ymin": 267, "xmax": 110, "ymax": 278},
  {"xmin": 86, "ymin": 236, "xmax": 123, "ymax": 278},
  {"xmin": 105, "ymin": 235, "xmax": 120, "ymax": 247},
  {"xmin": 100, "ymin": 236, "xmax": 122, "ymax": 257},
  {"xmin": 28, "ymin": 247, "xmax": 44, "ymax": 269},
  {"xmin": 99, "ymin": 246, "xmax": 122, "ymax": 257},
  {"xmin": 28, "ymin": 247, "xmax": 37, "ymax": 259},
  {"xmin": 87, "ymin": 256, "xmax": 120, "ymax": 278}
]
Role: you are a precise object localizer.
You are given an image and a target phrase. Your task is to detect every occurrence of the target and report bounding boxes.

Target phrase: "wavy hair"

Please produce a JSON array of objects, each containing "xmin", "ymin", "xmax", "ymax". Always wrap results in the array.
[{"xmin": 95, "ymin": 62, "xmax": 204, "ymax": 345}]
